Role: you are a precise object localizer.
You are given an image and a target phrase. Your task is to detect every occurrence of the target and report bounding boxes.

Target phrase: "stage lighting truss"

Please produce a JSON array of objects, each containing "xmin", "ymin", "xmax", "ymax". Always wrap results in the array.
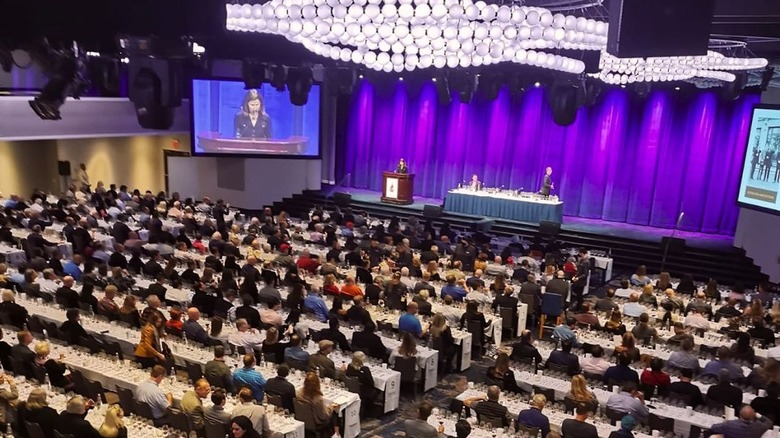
[{"xmin": 225, "ymin": 0, "xmax": 768, "ymax": 84}]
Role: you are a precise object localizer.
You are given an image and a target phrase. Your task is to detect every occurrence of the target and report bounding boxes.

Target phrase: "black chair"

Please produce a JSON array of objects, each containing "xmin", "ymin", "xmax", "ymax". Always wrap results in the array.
[
  {"xmin": 533, "ymin": 386, "xmax": 555, "ymax": 403},
  {"xmin": 236, "ymin": 346, "xmax": 248, "ymax": 355},
  {"xmin": 70, "ymin": 369, "xmax": 87, "ymax": 395},
  {"xmin": 605, "ymin": 407, "xmax": 627, "ymax": 424},
  {"xmin": 24, "ymin": 421, "xmax": 46, "ymax": 438},
  {"xmin": 168, "ymin": 408, "xmax": 193, "ymax": 435},
  {"xmin": 498, "ymin": 307, "xmax": 516, "ymax": 339},
  {"xmin": 262, "ymin": 352, "xmax": 278, "ymax": 364},
  {"xmin": 52, "ymin": 431, "xmax": 74, "ymax": 438},
  {"xmin": 27, "ymin": 316, "xmax": 45, "ymax": 337},
  {"xmin": 648, "ymin": 413, "xmax": 674, "ymax": 433},
  {"xmin": 116, "ymin": 386, "xmax": 136, "ymax": 415},
  {"xmin": 393, "ymin": 356, "xmax": 419, "ymax": 397},
  {"xmin": 185, "ymin": 361, "xmax": 203, "ymax": 383},
  {"xmin": 78, "ymin": 335, "xmax": 102, "ymax": 355},
  {"xmin": 582, "ymin": 371, "xmax": 603, "ymax": 382},
  {"xmin": 30, "ymin": 364, "xmax": 47, "ymax": 384},
  {"xmin": 519, "ymin": 293, "xmax": 538, "ymax": 328},
  {"xmin": 135, "ymin": 400, "xmax": 156, "ymax": 420},
  {"xmin": 546, "ymin": 362, "xmax": 570, "ymax": 375},
  {"xmin": 342, "ymin": 375, "xmax": 360, "ymax": 394},
  {"xmin": 266, "ymin": 393, "xmax": 284, "ymax": 408},
  {"xmin": 668, "ymin": 391, "xmax": 694, "ymax": 407},
  {"xmin": 538, "ymin": 293, "xmax": 564, "ymax": 339},
  {"xmin": 478, "ymin": 414, "xmax": 506, "ymax": 428},
  {"xmin": 286, "ymin": 357, "xmax": 309, "ymax": 372},
  {"xmin": 102, "ymin": 341, "xmax": 124, "ymax": 361},
  {"xmin": 516, "ymin": 424, "xmax": 540, "ymax": 437},
  {"xmin": 204, "ymin": 421, "xmax": 229, "ymax": 438},
  {"xmin": 705, "ymin": 398, "xmax": 725, "ymax": 410},
  {"xmin": 83, "ymin": 379, "xmax": 106, "ymax": 403},
  {"xmin": 564, "ymin": 397, "xmax": 577, "ymax": 414},
  {"xmin": 10, "ymin": 357, "xmax": 28, "ymax": 378}
]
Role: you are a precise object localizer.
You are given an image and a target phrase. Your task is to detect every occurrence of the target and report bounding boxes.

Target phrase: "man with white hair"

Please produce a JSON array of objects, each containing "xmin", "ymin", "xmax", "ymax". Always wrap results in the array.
[
  {"xmin": 58, "ymin": 395, "xmax": 98, "ymax": 436},
  {"xmin": 485, "ymin": 256, "xmax": 509, "ymax": 277},
  {"xmin": 466, "ymin": 285, "xmax": 492, "ymax": 305},
  {"xmin": 466, "ymin": 269, "xmax": 485, "ymax": 290},
  {"xmin": 183, "ymin": 308, "xmax": 209, "ymax": 344},
  {"xmin": 420, "ymin": 244, "xmax": 439, "ymax": 265},
  {"xmin": 399, "ymin": 267, "xmax": 415, "ymax": 288},
  {"xmin": 228, "ymin": 318, "xmax": 264, "ymax": 351}
]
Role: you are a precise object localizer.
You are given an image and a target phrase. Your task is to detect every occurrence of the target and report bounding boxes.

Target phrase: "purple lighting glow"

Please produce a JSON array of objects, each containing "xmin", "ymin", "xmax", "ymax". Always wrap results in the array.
[{"xmin": 338, "ymin": 81, "xmax": 758, "ymax": 235}]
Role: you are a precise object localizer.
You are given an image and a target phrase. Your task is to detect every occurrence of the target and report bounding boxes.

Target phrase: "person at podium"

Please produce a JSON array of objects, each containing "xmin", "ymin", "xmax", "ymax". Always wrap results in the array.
[
  {"xmin": 396, "ymin": 158, "xmax": 408, "ymax": 174},
  {"xmin": 539, "ymin": 166, "xmax": 553, "ymax": 196},
  {"xmin": 234, "ymin": 89, "xmax": 272, "ymax": 139},
  {"xmin": 467, "ymin": 174, "xmax": 482, "ymax": 191}
]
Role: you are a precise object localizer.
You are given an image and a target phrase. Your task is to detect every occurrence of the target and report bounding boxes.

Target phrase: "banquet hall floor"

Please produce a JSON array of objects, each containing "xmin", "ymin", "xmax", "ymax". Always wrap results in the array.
[{"xmin": 321, "ymin": 188, "xmax": 735, "ymax": 252}]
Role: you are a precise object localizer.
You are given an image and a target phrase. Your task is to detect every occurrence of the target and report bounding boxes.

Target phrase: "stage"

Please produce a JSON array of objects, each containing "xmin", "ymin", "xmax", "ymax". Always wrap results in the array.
[{"xmin": 325, "ymin": 188, "xmax": 735, "ymax": 252}]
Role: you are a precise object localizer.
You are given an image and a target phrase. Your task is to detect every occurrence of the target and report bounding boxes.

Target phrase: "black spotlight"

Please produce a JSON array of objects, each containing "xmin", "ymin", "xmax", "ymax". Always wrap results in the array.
[
  {"xmin": 449, "ymin": 71, "xmax": 478, "ymax": 104},
  {"xmin": 477, "ymin": 72, "xmax": 503, "ymax": 101},
  {"xmin": 633, "ymin": 82, "xmax": 652, "ymax": 99},
  {"xmin": 722, "ymin": 73, "xmax": 747, "ymax": 101},
  {"xmin": 29, "ymin": 49, "xmax": 79, "ymax": 120},
  {"xmin": 269, "ymin": 64, "xmax": 286, "ymax": 92},
  {"xmin": 582, "ymin": 79, "xmax": 604, "ymax": 107},
  {"xmin": 241, "ymin": 59, "xmax": 264, "ymax": 90},
  {"xmin": 433, "ymin": 75, "xmax": 451, "ymax": 105},
  {"xmin": 547, "ymin": 80, "xmax": 580, "ymax": 126},
  {"xmin": 286, "ymin": 66, "xmax": 314, "ymax": 106},
  {"xmin": 128, "ymin": 57, "xmax": 182, "ymax": 130},
  {"xmin": 326, "ymin": 67, "xmax": 356, "ymax": 96}
]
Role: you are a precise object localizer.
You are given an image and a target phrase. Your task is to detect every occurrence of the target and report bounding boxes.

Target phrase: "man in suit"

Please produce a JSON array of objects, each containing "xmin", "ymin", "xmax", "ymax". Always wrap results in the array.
[
  {"xmin": 546, "ymin": 270, "xmax": 569, "ymax": 295},
  {"xmin": 0, "ymin": 289, "xmax": 27, "ymax": 329},
  {"xmin": 546, "ymin": 339, "xmax": 581, "ymax": 376},
  {"xmin": 539, "ymin": 166, "xmax": 553, "ymax": 196},
  {"xmin": 308, "ymin": 340, "xmax": 342, "ymax": 379},
  {"xmin": 203, "ymin": 389, "xmax": 232, "ymax": 426},
  {"xmin": 181, "ymin": 379, "xmax": 210, "ymax": 432},
  {"xmin": 57, "ymin": 395, "xmax": 100, "ymax": 438},
  {"xmin": 111, "ymin": 216, "xmax": 131, "ymax": 245},
  {"xmin": 26, "ymin": 225, "xmax": 57, "ymax": 259},
  {"xmin": 510, "ymin": 330, "xmax": 543, "ymax": 367},
  {"xmin": 345, "ymin": 296, "xmax": 374, "ymax": 328},
  {"xmin": 318, "ymin": 318, "xmax": 352, "ymax": 352},
  {"xmin": 147, "ymin": 275, "xmax": 167, "ymax": 302},
  {"xmin": 264, "ymin": 364, "xmax": 296, "ymax": 412},
  {"xmin": 520, "ymin": 274, "xmax": 542, "ymax": 304},
  {"xmin": 351, "ymin": 323, "xmax": 388, "ymax": 360},
  {"xmin": 183, "ymin": 308, "xmax": 210, "ymax": 344},
  {"xmin": 55, "ymin": 276, "xmax": 80, "ymax": 309},
  {"xmin": 571, "ymin": 249, "xmax": 590, "ymax": 311},
  {"xmin": 143, "ymin": 251, "xmax": 164, "ymax": 278},
  {"xmin": 10, "ymin": 331, "xmax": 35, "ymax": 377},
  {"xmin": 404, "ymin": 401, "xmax": 445, "ymax": 438},
  {"xmin": 235, "ymin": 295, "xmax": 262, "ymax": 329},
  {"xmin": 59, "ymin": 309, "xmax": 88, "ymax": 345}
]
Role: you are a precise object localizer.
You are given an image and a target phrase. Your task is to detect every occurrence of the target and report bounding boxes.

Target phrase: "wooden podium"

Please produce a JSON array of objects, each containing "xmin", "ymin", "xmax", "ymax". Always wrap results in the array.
[{"xmin": 381, "ymin": 172, "xmax": 414, "ymax": 205}]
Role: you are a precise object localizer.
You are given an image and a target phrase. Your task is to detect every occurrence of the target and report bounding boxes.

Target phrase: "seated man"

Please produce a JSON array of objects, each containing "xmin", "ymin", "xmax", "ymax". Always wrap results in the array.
[
  {"xmin": 545, "ymin": 339, "xmax": 580, "ymax": 376},
  {"xmin": 403, "ymin": 401, "xmax": 445, "ymax": 438},
  {"xmin": 606, "ymin": 382, "xmax": 649, "ymax": 423},
  {"xmin": 134, "ymin": 366, "xmax": 174, "ymax": 426},
  {"xmin": 462, "ymin": 385, "xmax": 511, "ymax": 427},
  {"xmin": 603, "ymin": 352, "xmax": 639, "ymax": 385}
]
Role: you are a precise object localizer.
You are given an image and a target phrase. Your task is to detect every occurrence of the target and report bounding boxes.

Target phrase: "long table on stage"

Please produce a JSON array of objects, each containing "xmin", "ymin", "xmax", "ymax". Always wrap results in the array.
[{"xmin": 444, "ymin": 189, "xmax": 563, "ymax": 223}]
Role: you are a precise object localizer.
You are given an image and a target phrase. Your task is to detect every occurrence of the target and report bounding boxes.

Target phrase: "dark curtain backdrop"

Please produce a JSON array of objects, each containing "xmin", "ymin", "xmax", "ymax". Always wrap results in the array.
[{"xmin": 338, "ymin": 81, "xmax": 759, "ymax": 235}]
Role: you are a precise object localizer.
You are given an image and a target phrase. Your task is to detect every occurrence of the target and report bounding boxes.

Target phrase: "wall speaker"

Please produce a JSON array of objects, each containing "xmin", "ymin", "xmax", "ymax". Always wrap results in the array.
[
  {"xmin": 539, "ymin": 220, "xmax": 561, "ymax": 237},
  {"xmin": 58, "ymin": 161, "xmax": 71, "ymax": 176},
  {"xmin": 423, "ymin": 205, "xmax": 443, "ymax": 219},
  {"xmin": 661, "ymin": 237, "xmax": 686, "ymax": 253},
  {"xmin": 607, "ymin": 0, "xmax": 714, "ymax": 58},
  {"xmin": 333, "ymin": 192, "xmax": 352, "ymax": 207}
]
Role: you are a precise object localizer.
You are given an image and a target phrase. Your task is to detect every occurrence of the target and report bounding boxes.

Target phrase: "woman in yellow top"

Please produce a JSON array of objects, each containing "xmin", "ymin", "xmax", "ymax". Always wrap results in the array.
[{"xmin": 134, "ymin": 312, "xmax": 165, "ymax": 369}]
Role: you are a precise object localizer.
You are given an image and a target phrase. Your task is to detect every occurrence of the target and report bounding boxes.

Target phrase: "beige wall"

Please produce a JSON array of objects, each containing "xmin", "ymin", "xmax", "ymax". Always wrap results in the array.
[
  {"xmin": 0, "ymin": 135, "xmax": 190, "ymax": 197},
  {"xmin": 0, "ymin": 140, "xmax": 60, "ymax": 196},
  {"xmin": 57, "ymin": 135, "xmax": 190, "ymax": 194}
]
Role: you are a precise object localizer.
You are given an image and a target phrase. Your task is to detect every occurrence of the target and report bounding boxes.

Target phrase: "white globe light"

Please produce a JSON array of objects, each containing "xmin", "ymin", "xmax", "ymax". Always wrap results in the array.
[
  {"xmin": 406, "ymin": 45, "xmax": 418, "ymax": 54},
  {"xmin": 546, "ymin": 55, "xmax": 556, "ymax": 68},
  {"xmin": 458, "ymin": 26, "xmax": 474, "ymax": 41},
  {"xmin": 503, "ymin": 26, "xmax": 517, "ymax": 39},
  {"xmin": 515, "ymin": 48, "xmax": 527, "ymax": 62},
  {"xmin": 576, "ymin": 16, "xmax": 587, "ymax": 31},
  {"xmin": 433, "ymin": 55, "xmax": 446, "ymax": 68},
  {"xmin": 394, "ymin": 24, "xmax": 410, "ymax": 38},
  {"xmin": 542, "ymin": 27, "xmax": 555, "ymax": 41},
  {"xmin": 536, "ymin": 51, "xmax": 547, "ymax": 65},
  {"xmin": 382, "ymin": 4, "xmax": 397, "ymax": 17},
  {"xmin": 446, "ymin": 39, "xmax": 461, "ymax": 52},
  {"xmin": 475, "ymin": 24, "xmax": 489, "ymax": 39},
  {"xmin": 328, "ymin": 46, "xmax": 340, "ymax": 59},
  {"xmin": 302, "ymin": 5, "xmax": 316, "ymax": 18},
  {"xmin": 465, "ymin": 5, "xmax": 479, "ymax": 19},
  {"xmin": 426, "ymin": 26, "xmax": 441, "ymax": 39},
  {"xmin": 393, "ymin": 64, "xmax": 404, "ymax": 72},
  {"xmin": 378, "ymin": 24, "xmax": 393, "ymax": 37},
  {"xmin": 552, "ymin": 13, "xmax": 565, "ymax": 28},
  {"xmin": 302, "ymin": 21, "xmax": 317, "ymax": 35},
  {"xmin": 489, "ymin": 44, "xmax": 502, "ymax": 58},
  {"xmin": 431, "ymin": 38, "xmax": 445, "ymax": 50},
  {"xmin": 511, "ymin": 8, "xmax": 526, "ymax": 23},
  {"xmin": 316, "ymin": 22, "xmax": 331, "ymax": 35},
  {"xmin": 340, "ymin": 48, "xmax": 352, "ymax": 62},
  {"xmin": 443, "ymin": 25, "xmax": 457, "ymax": 40},
  {"xmin": 476, "ymin": 43, "xmax": 489, "ymax": 56},
  {"xmin": 398, "ymin": 3, "xmax": 414, "ymax": 18},
  {"xmin": 410, "ymin": 25, "xmax": 425, "ymax": 38},
  {"xmin": 432, "ymin": 4, "xmax": 447, "ymax": 18},
  {"xmin": 251, "ymin": 4, "xmax": 263, "ymax": 19},
  {"xmin": 530, "ymin": 26, "xmax": 542, "ymax": 40},
  {"xmin": 472, "ymin": 56, "xmax": 483, "ymax": 67},
  {"xmin": 289, "ymin": 20, "xmax": 303, "ymax": 34},
  {"xmin": 347, "ymin": 22, "xmax": 361, "ymax": 36},
  {"xmin": 526, "ymin": 10, "xmax": 540, "ymax": 25},
  {"xmin": 518, "ymin": 26, "xmax": 531, "ymax": 39},
  {"xmin": 365, "ymin": 51, "xmax": 378, "ymax": 63},
  {"xmin": 475, "ymin": 1, "xmax": 487, "ymax": 11},
  {"xmin": 289, "ymin": 5, "xmax": 302, "ymax": 18},
  {"xmin": 351, "ymin": 50, "xmax": 364, "ymax": 63},
  {"xmin": 564, "ymin": 15, "xmax": 577, "ymax": 29},
  {"xmin": 480, "ymin": 6, "xmax": 495, "ymax": 20},
  {"xmin": 348, "ymin": 4, "xmax": 363, "ymax": 18},
  {"xmin": 449, "ymin": 4, "xmax": 464, "ymax": 18},
  {"xmin": 241, "ymin": 4, "xmax": 253, "ymax": 18},
  {"xmin": 364, "ymin": 4, "xmax": 380, "ymax": 18},
  {"xmin": 417, "ymin": 36, "xmax": 431, "ymax": 48},
  {"xmin": 527, "ymin": 50, "xmax": 537, "ymax": 63},
  {"xmin": 392, "ymin": 42, "xmax": 405, "ymax": 53},
  {"xmin": 497, "ymin": 6, "xmax": 511, "ymax": 23},
  {"xmin": 415, "ymin": 4, "xmax": 431, "ymax": 18},
  {"xmin": 489, "ymin": 25, "xmax": 502, "ymax": 39},
  {"xmin": 540, "ymin": 12, "xmax": 553, "ymax": 26},
  {"xmin": 564, "ymin": 30, "xmax": 576, "ymax": 42},
  {"xmin": 377, "ymin": 51, "xmax": 391, "ymax": 64},
  {"xmin": 461, "ymin": 40, "xmax": 474, "ymax": 54},
  {"xmin": 446, "ymin": 56, "xmax": 458, "ymax": 68},
  {"xmin": 331, "ymin": 22, "xmax": 346, "ymax": 36},
  {"xmin": 316, "ymin": 5, "xmax": 331, "ymax": 18}
]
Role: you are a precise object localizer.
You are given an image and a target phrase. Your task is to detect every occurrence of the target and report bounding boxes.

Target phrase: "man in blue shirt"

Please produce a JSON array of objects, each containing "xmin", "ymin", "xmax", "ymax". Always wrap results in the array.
[
  {"xmin": 440, "ymin": 275, "xmax": 467, "ymax": 302},
  {"xmin": 398, "ymin": 301, "xmax": 425, "ymax": 338},
  {"xmin": 303, "ymin": 286, "xmax": 329, "ymax": 322},
  {"xmin": 283, "ymin": 334, "xmax": 310, "ymax": 364},
  {"xmin": 552, "ymin": 317, "xmax": 579, "ymax": 346},
  {"xmin": 62, "ymin": 254, "xmax": 83, "ymax": 281},
  {"xmin": 516, "ymin": 394, "xmax": 550, "ymax": 438},
  {"xmin": 606, "ymin": 382, "xmax": 649, "ymax": 423},
  {"xmin": 701, "ymin": 346, "xmax": 745, "ymax": 381},
  {"xmin": 232, "ymin": 354, "xmax": 267, "ymax": 403},
  {"xmin": 603, "ymin": 352, "xmax": 639, "ymax": 384}
]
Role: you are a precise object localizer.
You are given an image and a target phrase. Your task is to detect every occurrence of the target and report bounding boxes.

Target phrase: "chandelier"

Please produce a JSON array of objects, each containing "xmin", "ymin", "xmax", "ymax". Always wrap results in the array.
[{"xmin": 225, "ymin": 0, "xmax": 768, "ymax": 84}]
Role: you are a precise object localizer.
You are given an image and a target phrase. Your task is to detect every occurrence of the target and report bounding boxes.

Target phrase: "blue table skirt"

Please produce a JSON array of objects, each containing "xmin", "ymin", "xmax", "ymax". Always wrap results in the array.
[{"xmin": 444, "ymin": 192, "xmax": 564, "ymax": 224}]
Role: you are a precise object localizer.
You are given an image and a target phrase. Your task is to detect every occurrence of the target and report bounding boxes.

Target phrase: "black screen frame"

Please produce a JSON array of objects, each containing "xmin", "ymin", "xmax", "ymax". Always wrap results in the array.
[
  {"xmin": 188, "ymin": 75, "xmax": 324, "ymax": 160},
  {"xmin": 736, "ymin": 103, "xmax": 780, "ymax": 216}
]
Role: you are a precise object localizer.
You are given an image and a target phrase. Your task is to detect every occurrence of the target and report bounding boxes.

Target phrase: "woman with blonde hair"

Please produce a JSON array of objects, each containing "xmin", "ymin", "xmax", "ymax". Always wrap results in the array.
[
  {"xmin": 638, "ymin": 283, "xmax": 658, "ymax": 308},
  {"xmin": 17, "ymin": 388, "xmax": 58, "ymax": 438},
  {"xmin": 118, "ymin": 295, "xmax": 141, "ymax": 328},
  {"xmin": 389, "ymin": 332, "xmax": 418, "ymax": 367},
  {"xmin": 345, "ymin": 351, "xmax": 380, "ymax": 417},
  {"xmin": 565, "ymin": 374, "xmax": 599, "ymax": 413},
  {"xmin": 295, "ymin": 372, "xmax": 339, "ymax": 436},
  {"xmin": 425, "ymin": 260, "xmax": 441, "ymax": 282},
  {"xmin": 428, "ymin": 313, "xmax": 455, "ymax": 372},
  {"xmin": 99, "ymin": 404, "xmax": 127, "ymax": 438},
  {"xmin": 34, "ymin": 341, "xmax": 73, "ymax": 390},
  {"xmin": 604, "ymin": 310, "xmax": 626, "ymax": 335}
]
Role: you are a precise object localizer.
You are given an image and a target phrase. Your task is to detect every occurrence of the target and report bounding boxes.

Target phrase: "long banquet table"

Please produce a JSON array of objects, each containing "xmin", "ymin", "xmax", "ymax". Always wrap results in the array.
[{"xmin": 444, "ymin": 189, "xmax": 564, "ymax": 223}]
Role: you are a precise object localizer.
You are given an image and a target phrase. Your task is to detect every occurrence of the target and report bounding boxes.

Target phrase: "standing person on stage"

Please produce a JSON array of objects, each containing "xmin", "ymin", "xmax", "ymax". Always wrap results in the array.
[
  {"xmin": 468, "ymin": 174, "xmax": 481, "ymax": 191},
  {"xmin": 396, "ymin": 158, "xmax": 408, "ymax": 174},
  {"xmin": 539, "ymin": 167, "xmax": 554, "ymax": 196},
  {"xmin": 571, "ymin": 248, "xmax": 590, "ymax": 311}
]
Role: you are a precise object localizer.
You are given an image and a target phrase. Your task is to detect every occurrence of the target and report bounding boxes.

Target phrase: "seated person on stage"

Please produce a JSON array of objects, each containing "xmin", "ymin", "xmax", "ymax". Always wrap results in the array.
[{"xmin": 467, "ymin": 174, "xmax": 481, "ymax": 191}]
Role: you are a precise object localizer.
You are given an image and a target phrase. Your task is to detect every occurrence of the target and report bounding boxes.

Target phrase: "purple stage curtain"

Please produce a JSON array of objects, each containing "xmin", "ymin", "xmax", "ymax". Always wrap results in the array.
[{"xmin": 338, "ymin": 80, "xmax": 759, "ymax": 235}]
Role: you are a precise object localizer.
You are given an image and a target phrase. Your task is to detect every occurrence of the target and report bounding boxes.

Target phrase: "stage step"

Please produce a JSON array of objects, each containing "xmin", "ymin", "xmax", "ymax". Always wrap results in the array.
[{"xmin": 269, "ymin": 190, "xmax": 767, "ymax": 289}]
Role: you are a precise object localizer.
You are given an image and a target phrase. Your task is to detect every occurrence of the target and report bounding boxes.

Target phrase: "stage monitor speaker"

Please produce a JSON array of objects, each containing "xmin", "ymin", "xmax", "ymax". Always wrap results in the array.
[
  {"xmin": 423, "ymin": 205, "xmax": 443, "ymax": 219},
  {"xmin": 471, "ymin": 218, "xmax": 494, "ymax": 234},
  {"xmin": 57, "ymin": 161, "xmax": 71, "ymax": 176},
  {"xmin": 661, "ymin": 237, "xmax": 686, "ymax": 253},
  {"xmin": 607, "ymin": 0, "xmax": 714, "ymax": 58},
  {"xmin": 333, "ymin": 192, "xmax": 352, "ymax": 207},
  {"xmin": 539, "ymin": 220, "xmax": 561, "ymax": 237}
]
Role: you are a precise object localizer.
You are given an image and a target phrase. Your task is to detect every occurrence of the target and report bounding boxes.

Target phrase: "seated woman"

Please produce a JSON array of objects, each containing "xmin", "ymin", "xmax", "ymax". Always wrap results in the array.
[
  {"xmin": 17, "ymin": 388, "xmax": 59, "ymax": 438},
  {"xmin": 98, "ymin": 404, "xmax": 127, "ymax": 438},
  {"xmin": 655, "ymin": 272, "xmax": 673, "ymax": 292},
  {"xmin": 345, "ymin": 352, "xmax": 380, "ymax": 417},
  {"xmin": 614, "ymin": 333, "xmax": 641, "ymax": 363},
  {"xmin": 165, "ymin": 308, "xmax": 184, "ymax": 333},
  {"xmin": 295, "ymin": 372, "xmax": 340, "ymax": 436},
  {"xmin": 565, "ymin": 374, "xmax": 599, "ymax": 414},
  {"xmin": 638, "ymin": 284, "xmax": 658, "ymax": 308},
  {"xmin": 630, "ymin": 265, "xmax": 652, "ymax": 287},
  {"xmin": 34, "ymin": 341, "xmax": 74, "ymax": 391},
  {"xmin": 389, "ymin": 332, "xmax": 418, "ymax": 368},
  {"xmin": 322, "ymin": 274, "xmax": 340, "ymax": 296},
  {"xmin": 640, "ymin": 358, "xmax": 671, "ymax": 398},
  {"xmin": 604, "ymin": 310, "xmax": 627, "ymax": 335},
  {"xmin": 118, "ymin": 295, "xmax": 141, "ymax": 328},
  {"xmin": 730, "ymin": 332, "xmax": 756, "ymax": 365},
  {"xmin": 486, "ymin": 353, "xmax": 523, "ymax": 393},
  {"xmin": 260, "ymin": 327, "xmax": 289, "ymax": 364}
]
